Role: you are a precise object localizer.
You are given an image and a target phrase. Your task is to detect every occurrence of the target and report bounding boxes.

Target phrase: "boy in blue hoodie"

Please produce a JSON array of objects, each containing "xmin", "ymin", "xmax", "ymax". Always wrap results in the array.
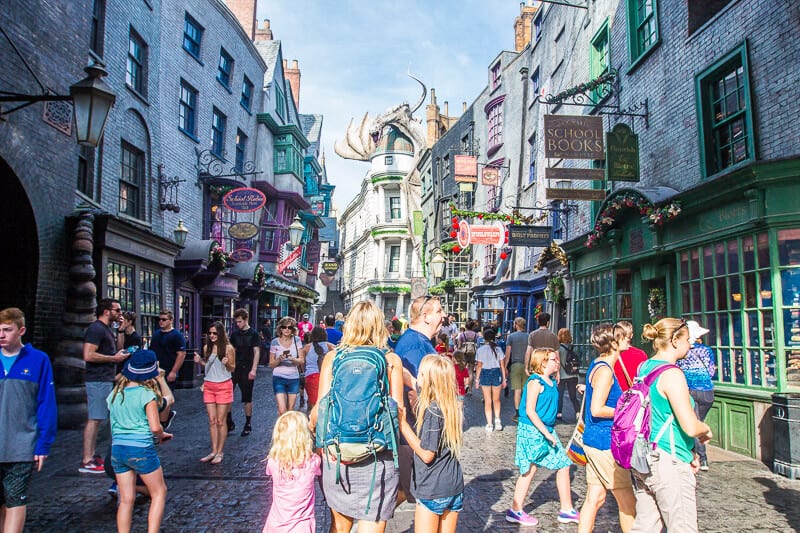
[{"xmin": 0, "ymin": 307, "xmax": 57, "ymax": 533}]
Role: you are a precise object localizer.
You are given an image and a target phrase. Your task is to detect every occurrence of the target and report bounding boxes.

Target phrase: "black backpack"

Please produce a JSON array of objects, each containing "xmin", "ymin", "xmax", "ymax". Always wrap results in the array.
[{"xmin": 561, "ymin": 344, "xmax": 580, "ymax": 375}]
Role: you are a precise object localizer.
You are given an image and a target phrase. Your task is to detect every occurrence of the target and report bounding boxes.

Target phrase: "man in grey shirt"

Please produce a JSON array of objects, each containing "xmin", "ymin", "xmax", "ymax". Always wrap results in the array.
[
  {"xmin": 525, "ymin": 312, "xmax": 559, "ymax": 374},
  {"xmin": 505, "ymin": 317, "xmax": 529, "ymax": 422}
]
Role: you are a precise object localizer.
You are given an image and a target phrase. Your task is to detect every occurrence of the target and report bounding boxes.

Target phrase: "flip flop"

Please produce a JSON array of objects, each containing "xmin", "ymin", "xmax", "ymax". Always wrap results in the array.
[
  {"xmin": 200, "ymin": 452, "xmax": 216, "ymax": 463},
  {"xmin": 211, "ymin": 453, "xmax": 224, "ymax": 465}
]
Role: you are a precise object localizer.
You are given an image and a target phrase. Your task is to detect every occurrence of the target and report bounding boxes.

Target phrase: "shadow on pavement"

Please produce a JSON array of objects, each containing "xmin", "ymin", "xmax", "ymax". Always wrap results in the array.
[
  {"xmin": 753, "ymin": 476, "xmax": 800, "ymax": 532},
  {"xmin": 460, "ymin": 468, "xmax": 515, "ymax": 530}
]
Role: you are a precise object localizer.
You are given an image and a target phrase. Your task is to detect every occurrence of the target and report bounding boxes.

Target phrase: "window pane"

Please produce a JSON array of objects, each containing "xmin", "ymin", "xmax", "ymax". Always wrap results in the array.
[
  {"xmin": 778, "ymin": 229, "xmax": 800, "ymax": 266},
  {"xmin": 727, "ymin": 240, "xmax": 739, "ymax": 273},
  {"xmin": 743, "ymin": 235, "xmax": 755, "ymax": 271}
]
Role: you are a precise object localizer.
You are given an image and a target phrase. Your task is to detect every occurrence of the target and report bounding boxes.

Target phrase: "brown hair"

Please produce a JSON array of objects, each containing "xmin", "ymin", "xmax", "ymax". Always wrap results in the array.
[
  {"xmin": 615, "ymin": 320, "xmax": 634, "ymax": 340},
  {"xmin": 233, "ymin": 308, "xmax": 249, "ymax": 320},
  {"xmin": 591, "ymin": 323, "xmax": 619, "ymax": 355},
  {"xmin": 159, "ymin": 309, "xmax": 174, "ymax": 321},
  {"xmin": 276, "ymin": 316, "xmax": 298, "ymax": 336},
  {"xmin": 557, "ymin": 327, "xmax": 572, "ymax": 344},
  {"xmin": 642, "ymin": 317, "xmax": 689, "ymax": 352},
  {"xmin": 0, "ymin": 307, "xmax": 25, "ymax": 329},
  {"xmin": 204, "ymin": 321, "xmax": 235, "ymax": 370}
]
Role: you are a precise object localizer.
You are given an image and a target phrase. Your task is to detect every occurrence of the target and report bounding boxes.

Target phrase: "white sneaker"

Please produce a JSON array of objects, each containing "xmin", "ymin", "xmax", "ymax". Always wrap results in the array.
[
  {"xmin": 495, "ymin": 418, "xmax": 503, "ymax": 431},
  {"xmin": 485, "ymin": 423, "xmax": 494, "ymax": 434}
]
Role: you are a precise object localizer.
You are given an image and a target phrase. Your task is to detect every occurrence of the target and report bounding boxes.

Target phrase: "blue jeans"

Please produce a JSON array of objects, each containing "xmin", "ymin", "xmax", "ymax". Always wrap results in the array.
[
  {"xmin": 418, "ymin": 492, "xmax": 464, "ymax": 515},
  {"xmin": 111, "ymin": 444, "xmax": 161, "ymax": 475}
]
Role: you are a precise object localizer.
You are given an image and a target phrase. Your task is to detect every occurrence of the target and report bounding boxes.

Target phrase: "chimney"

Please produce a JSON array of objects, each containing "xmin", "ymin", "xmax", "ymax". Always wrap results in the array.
[
  {"xmin": 425, "ymin": 88, "xmax": 440, "ymax": 148},
  {"xmin": 443, "ymin": 101, "xmax": 449, "ymax": 117},
  {"xmin": 227, "ymin": 0, "xmax": 258, "ymax": 40},
  {"xmin": 514, "ymin": 1, "xmax": 538, "ymax": 52},
  {"xmin": 255, "ymin": 18, "xmax": 273, "ymax": 41},
  {"xmin": 284, "ymin": 59, "xmax": 301, "ymax": 110},
  {"xmin": 462, "ymin": 101, "xmax": 467, "ymax": 113}
]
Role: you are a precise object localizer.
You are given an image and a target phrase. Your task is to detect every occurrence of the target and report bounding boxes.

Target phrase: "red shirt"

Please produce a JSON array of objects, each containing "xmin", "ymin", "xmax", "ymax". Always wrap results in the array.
[
  {"xmin": 454, "ymin": 365, "xmax": 469, "ymax": 395},
  {"xmin": 614, "ymin": 346, "xmax": 648, "ymax": 391}
]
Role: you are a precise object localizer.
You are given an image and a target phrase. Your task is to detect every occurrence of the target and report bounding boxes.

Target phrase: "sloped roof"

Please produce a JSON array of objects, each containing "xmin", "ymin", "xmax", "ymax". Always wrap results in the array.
[
  {"xmin": 300, "ymin": 114, "xmax": 323, "ymax": 155},
  {"xmin": 254, "ymin": 40, "xmax": 281, "ymax": 78}
]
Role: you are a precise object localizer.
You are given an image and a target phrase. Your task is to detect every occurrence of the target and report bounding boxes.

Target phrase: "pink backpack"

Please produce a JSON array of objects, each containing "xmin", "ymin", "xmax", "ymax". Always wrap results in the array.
[{"xmin": 610, "ymin": 363, "xmax": 678, "ymax": 473}]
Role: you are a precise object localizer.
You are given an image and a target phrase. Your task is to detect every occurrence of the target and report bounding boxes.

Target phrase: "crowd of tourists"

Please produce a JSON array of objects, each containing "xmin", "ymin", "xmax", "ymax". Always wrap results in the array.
[{"xmin": 0, "ymin": 295, "xmax": 717, "ymax": 533}]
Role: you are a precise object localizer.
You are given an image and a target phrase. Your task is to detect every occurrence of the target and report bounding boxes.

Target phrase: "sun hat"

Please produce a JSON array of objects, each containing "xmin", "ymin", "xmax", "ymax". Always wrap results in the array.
[
  {"xmin": 686, "ymin": 320, "xmax": 710, "ymax": 343},
  {"xmin": 122, "ymin": 349, "xmax": 160, "ymax": 381}
]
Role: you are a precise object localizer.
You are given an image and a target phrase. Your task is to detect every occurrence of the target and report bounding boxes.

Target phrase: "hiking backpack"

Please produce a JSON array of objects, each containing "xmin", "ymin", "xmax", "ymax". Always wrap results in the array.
[
  {"xmin": 315, "ymin": 346, "xmax": 399, "ymax": 512},
  {"xmin": 610, "ymin": 363, "xmax": 678, "ymax": 473},
  {"xmin": 462, "ymin": 331, "xmax": 477, "ymax": 359},
  {"xmin": 561, "ymin": 343, "xmax": 580, "ymax": 375}
]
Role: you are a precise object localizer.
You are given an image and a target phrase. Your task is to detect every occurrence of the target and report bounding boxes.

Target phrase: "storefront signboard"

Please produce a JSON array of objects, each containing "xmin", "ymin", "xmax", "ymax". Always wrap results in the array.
[
  {"xmin": 482, "ymin": 166, "xmax": 499, "ymax": 186},
  {"xmin": 546, "ymin": 187, "xmax": 606, "ymax": 201},
  {"xmin": 544, "ymin": 115, "xmax": 604, "ymax": 159},
  {"xmin": 319, "ymin": 272, "xmax": 336, "ymax": 286},
  {"xmin": 207, "ymin": 276, "xmax": 239, "ymax": 293},
  {"xmin": 277, "ymin": 245, "xmax": 303, "ymax": 274},
  {"xmin": 223, "ymin": 188, "xmax": 267, "ymax": 212},
  {"xmin": 454, "ymin": 155, "xmax": 478, "ymax": 183},
  {"xmin": 322, "ymin": 261, "xmax": 340, "ymax": 275},
  {"xmin": 457, "ymin": 220, "xmax": 505, "ymax": 246},
  {"xmin": 545, "ymin": 167, "xmax": 606, "ymax": 181},
  {"xmin": 228, "ymin": 222, "xmax": 259, "ymax": 240},
  {"xmin": 305, "ymin": 240, "xmax": 321, "ymax": 263},
  {"xmin": 605, "ymin": 124, "xmax": 640, "ymax": 182},
  {"xmin": 309, "ymin": 196, "xmax": 325, "ymax": 216},
  {"xmin": 230, "ymin": 249, "xmax": 254, "ymax": 262},
  {"xmin": 508, "ymin": 225, "xmax": 553, "ymax": 247}
]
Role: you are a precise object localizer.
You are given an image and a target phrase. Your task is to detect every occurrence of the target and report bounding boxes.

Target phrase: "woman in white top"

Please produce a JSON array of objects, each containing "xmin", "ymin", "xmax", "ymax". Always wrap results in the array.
[
  {"xmin": 300, "ymin": 326, "xmax": 335, "ymax": 411},
  {"xmin": 194, "ymin": 321, "xmax": 235, "ymax": 465},
  {"xmin": 269, "ymin": 316, "xmax": 306, "ymax": 415},
  {"xmin": 474, "ymin": 328, "xmax": 507, "ymax": 433}
]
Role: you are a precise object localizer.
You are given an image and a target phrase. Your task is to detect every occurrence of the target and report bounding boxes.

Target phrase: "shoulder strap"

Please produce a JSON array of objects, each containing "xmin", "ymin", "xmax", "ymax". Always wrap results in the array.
[
  {"xmin": 619, "ymin": 358, "xmax": 633, "ymax": 387},
  {"xmin": 588, "ymin": 360, "xmax": 613, "ymax": 383},
  {"xmin": 643, "ymin": 363, "xmax": 679, "ymax": 387}
]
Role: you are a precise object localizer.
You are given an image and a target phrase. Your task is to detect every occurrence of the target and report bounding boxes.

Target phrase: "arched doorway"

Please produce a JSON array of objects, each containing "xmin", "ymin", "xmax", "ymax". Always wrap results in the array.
[{"xmin": 0, "ymin": 157, "xmax": 39, "ymax": 339}]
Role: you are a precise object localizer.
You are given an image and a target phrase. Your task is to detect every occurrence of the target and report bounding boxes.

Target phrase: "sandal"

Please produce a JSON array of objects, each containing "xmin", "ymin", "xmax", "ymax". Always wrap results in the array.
[
  {"xmin": 200, "ymin": 452, "xmax": 216, "ymax": 463},
  {"xmin": 211, "ymin": 453, "xmax": 224, "ymax": 465}
]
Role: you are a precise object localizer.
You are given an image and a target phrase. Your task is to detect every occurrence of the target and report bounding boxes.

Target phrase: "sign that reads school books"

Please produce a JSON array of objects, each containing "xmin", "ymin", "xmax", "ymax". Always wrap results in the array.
[
  {"xmin": 508, "ymin": 225, "xmax": 553, "ymax": 247},
  {"xmin": 454, "ymin": 155, "xmax": 478, "ymax": 183},
  {"xmin": 544, "ymin": 115, "xmax": 604, "ymax": 160},
  {"xmin": 605, "ymin": 124, "xmax": 640, "ymax": 182},
  {"xmin": 481, "ymin": 166, "xmax": 499, "ymax": 186}
]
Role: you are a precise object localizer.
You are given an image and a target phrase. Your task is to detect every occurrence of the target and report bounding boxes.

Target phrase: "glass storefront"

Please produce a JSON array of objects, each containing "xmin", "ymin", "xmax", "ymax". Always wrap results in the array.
[
  {"xmin": 573, "ymin": 270, "xmax": 614, "ymax": 364},
  {"xmin": 778, "ymin": 229, "xmax": 800, "ymax": 387}
]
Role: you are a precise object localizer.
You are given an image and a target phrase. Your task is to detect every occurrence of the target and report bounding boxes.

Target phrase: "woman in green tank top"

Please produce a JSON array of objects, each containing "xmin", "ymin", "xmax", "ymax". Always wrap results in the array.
[{"xmin": 631, "ymin": 318, "xmax": 713, "ymax": 533}]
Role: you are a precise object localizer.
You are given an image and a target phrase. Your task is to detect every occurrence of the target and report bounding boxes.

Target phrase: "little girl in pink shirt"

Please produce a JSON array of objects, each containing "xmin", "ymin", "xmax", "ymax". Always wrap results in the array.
[{"xmin": 264, "ymin": 411, "xmax": 321, "ymax": 532}]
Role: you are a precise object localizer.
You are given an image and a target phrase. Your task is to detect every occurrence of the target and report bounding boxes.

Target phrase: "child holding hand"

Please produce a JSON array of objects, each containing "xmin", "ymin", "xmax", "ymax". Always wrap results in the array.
[
  {"xmin": 399, "ymin": 354, "xmax": 464, "ymax": 533},
  {"xmin": 506, "ymin": 348, "xmax": 579, "ymax": 527},
  {"xmin": 263, "ymin": 411, "xmax": 321, "ymax": 533}
]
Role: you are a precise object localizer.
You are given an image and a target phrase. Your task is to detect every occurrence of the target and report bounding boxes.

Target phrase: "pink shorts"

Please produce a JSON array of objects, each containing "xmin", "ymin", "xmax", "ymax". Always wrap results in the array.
[{"xmin": 203, "ymin": 379, "xmax": 233, "ymax": 404}]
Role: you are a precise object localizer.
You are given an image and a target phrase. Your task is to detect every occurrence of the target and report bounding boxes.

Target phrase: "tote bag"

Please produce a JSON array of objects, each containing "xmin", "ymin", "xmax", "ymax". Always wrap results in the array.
[{"xmin": 565, "ymin": 393, "xmax": 588, "ymax": 467}]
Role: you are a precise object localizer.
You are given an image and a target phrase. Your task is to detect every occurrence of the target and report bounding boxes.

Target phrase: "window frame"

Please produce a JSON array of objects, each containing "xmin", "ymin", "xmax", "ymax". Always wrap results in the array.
[
  {"xmin": 590, "ymin": 20, "xmax": 610, "ymax": 103},
  {"xmin": 626, "ymin": 0, "xmax": 660, "ymax": 69},
  {"xmin": 487, "ymin": 101, "xmax": 504, "ymax": 151},
  {"xmin": 126, "ymin": 27, "xmax": 147, "ymax": 97},
  {"xmin": 490, "ymin": 62, "xmax": 501, "ymax": 91},
  {"xmin": 90, "ymin": 0, "xmax": 105, "ymax": 57},
  {"xmin": 240, "ymin": 75, "xmax": 253, "ymax": 111},
  {"xmin": 183, "ymin": 13, "xmax": 203, "ymax": 59},
  {"xmin": 217, "ymin": 47, "xmax": 233, "ymax": 89},
  {"xmin": 388, "ymin": 196, "xmax": 401, "ymax": 220},
  {"xmin": 211, "ymin": 107, "xmax": 227, "ymax": 159},
  {"xmin": 234, "ymin": 129, "xmax": 247, "ymax": 173},
  {"xmin": 388, "ymin": 245, "xmax": 401, "ymax": 274},
  {"xmin": 119, "ymin": 140, "xmax": 145, "ymax": 220},
  {"xmin": 178, "ymin": 80, "xmax": 198, "ymax": 138},
  {"xmin": 275, "ymin": 85, "xmax": 286, "ymax": 121}
]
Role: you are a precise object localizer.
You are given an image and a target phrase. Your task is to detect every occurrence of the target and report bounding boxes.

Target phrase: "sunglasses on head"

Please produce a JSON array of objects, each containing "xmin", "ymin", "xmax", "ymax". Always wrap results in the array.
[{"xmin": 671, "ymin": 319, "xmax": 688, "ymax": 341}]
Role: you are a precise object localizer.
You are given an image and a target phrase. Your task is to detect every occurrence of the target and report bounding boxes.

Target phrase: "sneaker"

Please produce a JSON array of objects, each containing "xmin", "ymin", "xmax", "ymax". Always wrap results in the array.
[
  {"xmin": 108, "ymin": 482, "xmax": 118, "ymax": 498},
  {"xmin": 93, "ymin": 454, "xmax": 105, "ymax": 467},
  {"xmin": 494, "ymin": 418, "xmax": 503, "ymax": 431},
  {"xmin": 240, "ymin": 423, "xmax": 252, "ymax": 437},
  {"xmin": 506, "ymin": 509, "xmax": 538, "ymax": 526},
  {"xmin": 558, "ymin": 508, "xmax": 580, "ymax": 523},
  {"xmin": 699, "ymin": 460, "xmax": 709, "ymax": 471},
  {"xmin": 511, "ymin": 414, "xmax": 519, "ymax": 424},
  {"xmin": 79, "ymin": 460, "xmax": 105, "ymax": 474},
  {"xmin": 485, "ymin": 423, "xmax": 494, "ymax": 434},
  {"xmin": 163, "ymin": 410, "xmax": 177, "ymax": 430}
]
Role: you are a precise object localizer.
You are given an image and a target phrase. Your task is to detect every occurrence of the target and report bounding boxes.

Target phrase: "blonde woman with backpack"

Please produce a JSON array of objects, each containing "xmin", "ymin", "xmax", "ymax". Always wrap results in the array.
[
  {"xmin": 631, "ymin": 319, "xmax": 712, "ymax": 533},
  {"xmin": 309, "ymin": 301, "xmax": 404, "ymax": 532}
]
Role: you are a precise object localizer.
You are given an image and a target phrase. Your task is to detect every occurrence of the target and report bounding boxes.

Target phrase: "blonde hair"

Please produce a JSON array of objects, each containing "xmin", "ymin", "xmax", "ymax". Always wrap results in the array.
[
  {"xmin": 514, "ymin": 317, "xmax": 526, "ymax": 331},
  {"xmin": 110, "ymin": 375, "xmax": 163, "ymax": 407},
  {"xmin": 591, "ymin": 323, "xmax": 619, "ymax": 355},
  {"xmin": 615, "ymin": 320, "xmax": 634, "ymax": 340},
  {"xmin": 642, "ymin": 318, "xmax": 688, "ymax": 352},
  {"xmin": 268, "ymin": 411, "xmax": 314, "ymax": 478},
  {"xmin": 409, "ymin": 295, "xmax": 440, "ymax": 322},
  {"xmin": 340, "ymin": 301, "xmax": 387, "ymax": 349},
  {"xmin": 528, "ymin": 348, "xmax": 554, "ymax": 375},
  {"xmin": 557, "ymin": 327, "xmax": 572, "ymax": 344},
  {"xmin": 415, "ymin": 355, "xmax": 463, "ymax": 459}
]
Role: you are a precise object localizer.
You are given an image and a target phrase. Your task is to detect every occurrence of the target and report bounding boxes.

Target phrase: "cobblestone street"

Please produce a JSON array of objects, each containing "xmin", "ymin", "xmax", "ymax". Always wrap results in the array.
[{"xmin": 23, "ymin": 367, "xmax": 800, "ymax": 532}]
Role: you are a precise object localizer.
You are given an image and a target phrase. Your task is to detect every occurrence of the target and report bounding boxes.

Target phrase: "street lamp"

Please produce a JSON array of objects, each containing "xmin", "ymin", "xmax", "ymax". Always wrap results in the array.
[
  {"xmin": 430, "ymin": 248, "xmax": 446, "ymax": 279},
  {"xmin": 173, "ymin": 219, "xmax": 189, "ymax": 246},
  {"xmin": 288, "ymin": 215, "xmax": 304, "ymax": 248}
]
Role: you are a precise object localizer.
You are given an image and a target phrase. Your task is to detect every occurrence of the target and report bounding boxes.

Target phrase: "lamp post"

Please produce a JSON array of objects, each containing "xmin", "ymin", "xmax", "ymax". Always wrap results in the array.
[
  {"xmin": 430, "ymin": 248, "xmax": 446, "ymax": 280},
  {"xmin": 173, "ymin": 219, "xmax": 189, "ymax": 247},
  {"xmin": 288, "ymin": 215, "xmax": 304, "ymax": 248}
]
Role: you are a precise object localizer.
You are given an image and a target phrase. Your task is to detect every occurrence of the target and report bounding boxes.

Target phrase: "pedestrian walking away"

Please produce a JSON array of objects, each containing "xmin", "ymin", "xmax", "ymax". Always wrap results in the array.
[
  {"xmin": 556, "ymin": 328, "xmax": 581, "ymax": 421},
  {"xmin": 228, "ymin": 308, "xmax": 261, "ymax": 437},
  {"xmin": 324, "ymin": 314, "xmax": 343, "ymax": 345},
  {"xmin": 398, "ymin": 355, "xmax": 464, "ymax": 533},
  {"xmin": 300, "ymin": 326, "xmax": 334, "ymax": 412},
  {"xmin": 268, "ymin": 317, "xmax": 304, "ymax": 415},
  {"xmin": 506, "ymin": 317, "xmax": 530, "ymax": 421},
  {"xmin": 474, "ymin": 328, "xmax": 507, "ymax": 433},
  {"xmin": 507, "ymin": 348, "xmax": 579, "ymax": 526},
  {"xmin": 106, "ymin": 349, "xmax": 172, "ymax": 533},
  {"xmin": 0, "ymin": 307, "xmax": 57, "ymax": 533},
  {"xmin": 630, "ymin": 319, "xmax": 713, "ymax": 533},
  {"xmin": 263, "ymin": 411, "xmax": 321, "ymax": 533},
  {"xmin": 194, "ymin": 322, "xmax": 235, "ymax": 465}
]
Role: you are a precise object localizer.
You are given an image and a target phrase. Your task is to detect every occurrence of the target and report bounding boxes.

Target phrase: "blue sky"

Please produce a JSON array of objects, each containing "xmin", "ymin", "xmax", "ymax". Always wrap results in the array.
[{"xmin": 256, "ymin": 1, "xmax": 525, "ymax": 210}]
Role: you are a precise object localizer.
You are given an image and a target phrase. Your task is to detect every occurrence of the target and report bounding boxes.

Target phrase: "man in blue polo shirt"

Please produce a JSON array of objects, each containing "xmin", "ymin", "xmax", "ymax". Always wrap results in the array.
[
  {"xmin": 393, "ymin": 295, "xmax": 443, "ymax": 508},
  {"xmin": 323, "ymin": 315, "xmax": 342, "ymax": 345}
]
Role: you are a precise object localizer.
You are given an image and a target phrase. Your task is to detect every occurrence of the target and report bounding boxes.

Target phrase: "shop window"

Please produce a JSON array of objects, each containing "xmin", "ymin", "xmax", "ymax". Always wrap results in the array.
[
  {"xmin": 202, "ymin": 296, "xmax": 234, "ymax": 335},
  {"xmin": 126, "ymin": 28, "xmax": 147, "ymax": 97},
  {"xmin": 119, "ymin": 141, "xmax": 144, "ymax": 219},
  {"xmin": 182, "ymin": 13, "xmax": 203, "ymax": 59},
  {"xmin": 139, "ymin": 270, "xmax": 162, "ymax": 346},
  {"xmin": 107, "ymin": 260, "xmax": 164, "ymax": 345},
  {"xmin": 590, "ymin": 20, "xmax": 610, "ymax": 102},
  {"xmin": 779, "ymin": 229, "xmax": 800, "ymax": 388},
  {"xmin": 626, "ymin": 0, "xmax": 659, "ymax": 67},
  {"xmin": 217, "ymin": 47, "xmax": 233, "ymax": 89},
  {"xmin": 572, "ymin": 271, "xmax": 615, "ymax": 365},
  {"xmin": 678, "ymin": 231, "xmax": 776, "ymax": 388},
  {"xmin": 107, "ymin": 261, "xmax": 134, "ymax": 311},
  {"xmin": 696, "ymin": 43, "xmax": 754, "ymax": 178}
]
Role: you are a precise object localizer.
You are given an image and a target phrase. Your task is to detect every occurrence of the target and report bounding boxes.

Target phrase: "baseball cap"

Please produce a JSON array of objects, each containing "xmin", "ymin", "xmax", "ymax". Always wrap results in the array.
[
  {"xmin": 302, "ymin": 313, "xmax": 309, "ymax": 318},
  {"xmin": 686, "ymin": 320, "xmax": 709, "ymax": 343}
]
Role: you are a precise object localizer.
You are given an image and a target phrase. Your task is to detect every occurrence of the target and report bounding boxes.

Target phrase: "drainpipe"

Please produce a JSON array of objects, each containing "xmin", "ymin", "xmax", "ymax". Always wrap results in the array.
[{"xmin": 512, "ymin": 65, "xmax": 530, "ymax": 279}]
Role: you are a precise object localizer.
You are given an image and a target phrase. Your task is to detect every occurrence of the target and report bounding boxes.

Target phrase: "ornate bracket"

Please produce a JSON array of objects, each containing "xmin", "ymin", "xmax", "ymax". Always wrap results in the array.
[
  {"xmin": 157, "ymin": 164, "xmax": 186, "ymax": 212},
  {"xmin": 536, "ymin": 0, "xmax": 587, "ymax": 8},
  {"xmin": 195, "ymin": 148, "xmax": 262, "ymax": 187}
]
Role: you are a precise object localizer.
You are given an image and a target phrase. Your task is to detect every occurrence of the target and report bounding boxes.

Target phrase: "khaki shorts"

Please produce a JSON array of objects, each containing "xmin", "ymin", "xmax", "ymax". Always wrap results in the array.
[
  {"xmin": 585, "ymin": 445, "xmax": 633, "ymax": 489},
  {"xmin": 509, "ymin": 362, "xmax": 527, "ymax": 390}
]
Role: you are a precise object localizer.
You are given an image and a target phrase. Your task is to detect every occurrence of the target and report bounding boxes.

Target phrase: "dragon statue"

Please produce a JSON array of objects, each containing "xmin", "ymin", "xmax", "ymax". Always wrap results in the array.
[{"xmin": 334, "ymin": 72, "xmax": 428, "ymax": 161}]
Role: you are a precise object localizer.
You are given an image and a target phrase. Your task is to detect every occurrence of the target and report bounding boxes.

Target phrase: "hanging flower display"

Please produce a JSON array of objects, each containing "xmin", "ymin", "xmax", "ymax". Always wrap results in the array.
[
  {"xmin": 533, "ymin": 242, "xmax": 569, "ymax": 273},
  {"xmin": 209, "ymin": 243, "xmax": 232, "ymax": 270},
  {"xmin": 585, "ymin": 194, "xmax": 681, "ymax": 248},
  {"xmin": 440, "ymin": 242, "xmax": 470, "ymax": 255},
  {"xmin": 546, "ymin": 275, "xmax": 566, "ymax": 303},
  {"xmin": 648, "ymin": 288, "xmax": 666, "ymax": 323},
  {"xmin": 448, "ymin": 203, "xmax": 548, "ymax": 225},
  {"xmin": 253, "ymin": 264, "xmax": 267, "ymax": 290},
  {"xmin": 533, "ymin": 303, "xmax": 544, "ymax": 319}
]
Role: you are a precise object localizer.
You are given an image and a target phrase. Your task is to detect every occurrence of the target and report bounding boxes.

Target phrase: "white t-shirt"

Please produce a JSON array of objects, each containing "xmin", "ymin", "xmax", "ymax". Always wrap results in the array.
[
  {"xmin": 476, "ymin": 344, "xmax": 504, "ymax": 370},
  {"xmin": 270, "ymin": 336, "xmax": 302, "ymax": 379}
]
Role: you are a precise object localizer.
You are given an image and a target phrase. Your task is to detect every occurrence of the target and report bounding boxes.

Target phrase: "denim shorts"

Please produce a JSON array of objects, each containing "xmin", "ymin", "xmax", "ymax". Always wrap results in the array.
[
  {"xmin": 0, "ymin": 462, "xmax": 33, "ymax": 508},
  {"xmin": 479, "ymin": 367, "xmax": 502, "ymax": 387},
  {"xmin": 111, "ymin": 444, "xmax": 161, "ymax": 475},
  {"xmin": 273, "ymin": 375, "xmax": 300, "ymax": 394},
  {"xmin": 418, "ymin": 492, "xmax": 464, "ymax": 515}
]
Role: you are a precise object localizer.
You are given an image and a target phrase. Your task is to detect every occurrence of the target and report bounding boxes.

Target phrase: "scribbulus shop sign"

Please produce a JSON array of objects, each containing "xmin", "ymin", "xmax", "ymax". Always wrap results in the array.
[
  {"xmin": 544, "ymin": 115, "xmax": 604, "ymax": 159},
  {"xmin": 223, "ymin": 188, "xmax": 267, "ymax": 212},
  {"xmin": 457, "ymin": 220, "xmax": 505, "ymax": 247}
]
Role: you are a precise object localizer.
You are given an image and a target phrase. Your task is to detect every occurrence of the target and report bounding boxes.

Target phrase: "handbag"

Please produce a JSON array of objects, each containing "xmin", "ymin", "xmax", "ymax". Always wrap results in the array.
[{"xmin": 565, "ymin": 392, "xmax": 588, "ymax": 467}]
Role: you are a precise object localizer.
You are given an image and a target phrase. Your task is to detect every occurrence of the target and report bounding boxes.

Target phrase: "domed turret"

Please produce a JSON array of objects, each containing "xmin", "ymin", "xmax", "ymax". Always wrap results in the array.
[{"xmin": 372, "ymin": 125, "xmax": 414, "ymax": 156}]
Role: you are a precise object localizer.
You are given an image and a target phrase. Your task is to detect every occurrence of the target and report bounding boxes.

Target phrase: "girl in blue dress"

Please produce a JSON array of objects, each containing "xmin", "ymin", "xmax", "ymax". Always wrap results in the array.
[{"xmin": 506, "ymin": 348, "xmax": 579, "ymax": 526}]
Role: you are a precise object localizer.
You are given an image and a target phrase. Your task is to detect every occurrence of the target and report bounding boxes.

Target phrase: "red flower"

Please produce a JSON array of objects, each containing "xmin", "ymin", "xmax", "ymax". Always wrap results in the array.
[
  {"xmin": 452, "ymin": 217, "xmax": 458, "ymax": 223},
  {"xmin": 452, "ymin": 222, "xmax": 459, "ymax": 229},
  {"xmin": 500, "ymin": 252, "xmax": 508, "ymax": 260},
  {"xmin": 453, "ymin": 245, "xmax": 461, "ymax": 253},
  {"xmin": 450, "ymin": 231, "xmax": 457, "ymax": 238},
  {"xmin": 478, "ymin": 214, "xmax": 484, "ymax": 220}
]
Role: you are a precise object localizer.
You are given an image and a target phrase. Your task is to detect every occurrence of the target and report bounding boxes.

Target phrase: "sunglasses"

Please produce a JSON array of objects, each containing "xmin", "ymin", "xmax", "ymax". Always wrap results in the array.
[
  {"xmin": 279, "ymin": 325, "xmax": 294, "ymax": 330},
  {"xmin": 158, "ymin": 318, "xmax": 169, "ymax": 322},
  {"xmin": 671, "ymin": 319, "xmax": 688, "ymax": 341},
  {"xmin": 208, "ymin": 331, "xmax": 218, "ymax": 336}
]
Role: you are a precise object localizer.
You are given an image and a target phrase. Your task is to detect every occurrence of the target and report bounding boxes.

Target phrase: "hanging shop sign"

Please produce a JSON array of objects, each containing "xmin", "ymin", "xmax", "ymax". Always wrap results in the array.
[
  {"xmin": 508, "ymin": 225, "xmax": 553, "ymax": 247},
  {"xmin": 544, "ymin": 115, "xmax": 604, "ymax": 159},
  {"xmin": 605, "ymin": 123, "xmax": 640, "ymax": 182},
  {"xmin": 230, "ymin": 249, "xmax": 254, "ymax": 262},
  {"xmin": 305, "ymin": 240, "xmax": 321, "ymax": 263},
  {"xmin": 322, "ymin": 261, "xmax": 340, "ymax": 275},
  {"xmin": 457, "ymin": 220, "xmax": 505, "ymax": 247},
  {"xmin": 482, "ymin": 166, "xmax": 500, "ymax": 186},
  {"xmin": 223, "ymin": 187, "xmax": 267, "ymax": 212},
  {"xmin": 454, "ymin": 155, "xmax": 478, "ymax": 183},
  {"xmin": 319, "ymin": 272, "xmax": 336, "ymax": 286},
  {"xmin": 283, "ymin": 267, "xmax": 298, "ymax": 279},
  {"xmin": 545, "ymin": 167, "xmax": 606, "ymax": 181},
  {"xmin": 309, "ymin": 196, "xmax": 326, "ymax": 216},
  {"xmin": 277, "ymin": 245, "xmax": 303, "ymax": 274},
  {"xmin": 546, "ymin": 187, "xmax": 606, "ymax": 201},
  {"xmin": 411, "ymin": 277, "xmax": 428, "ymax": 299},
  {"xmin": 228, "ymin": 222, "xmax": 259, "ymax": 240},
  {"xmin": 413, "ymin": 211, "xmax": 424, "ymax": 236}
]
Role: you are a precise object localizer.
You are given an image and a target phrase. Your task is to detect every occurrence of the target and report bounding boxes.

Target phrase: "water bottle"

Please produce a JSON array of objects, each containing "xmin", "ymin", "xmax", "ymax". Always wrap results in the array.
[{"xmin": 127, "ymin": 346, "xmax": 138, "ymax": 354}]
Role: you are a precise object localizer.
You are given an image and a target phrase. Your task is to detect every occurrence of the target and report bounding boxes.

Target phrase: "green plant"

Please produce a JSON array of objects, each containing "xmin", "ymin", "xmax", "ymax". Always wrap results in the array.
[
  {"xmin": 586, "ymin": 194, "xmax": 681, "ymax": 248},
  {"xmin": 209, "ymin": 244, "xmax": 232, "ymax": 269},
  {"xmin": 367, "ymin": 286, "xmax": 411, "ymax": 294},
  {"xmin": 648, "ymin": 288, "xmax": 666, "ymax": 322},
  {"xmin": 546, "ymin": 275, "xmax": 565, "ymax": 302}
]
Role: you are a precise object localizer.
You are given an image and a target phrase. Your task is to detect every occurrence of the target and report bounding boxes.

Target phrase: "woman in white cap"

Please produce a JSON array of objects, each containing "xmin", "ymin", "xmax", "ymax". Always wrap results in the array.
[{"xmin": 676, "ymin": 320, "xmax": 716, "ymax": 471}]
